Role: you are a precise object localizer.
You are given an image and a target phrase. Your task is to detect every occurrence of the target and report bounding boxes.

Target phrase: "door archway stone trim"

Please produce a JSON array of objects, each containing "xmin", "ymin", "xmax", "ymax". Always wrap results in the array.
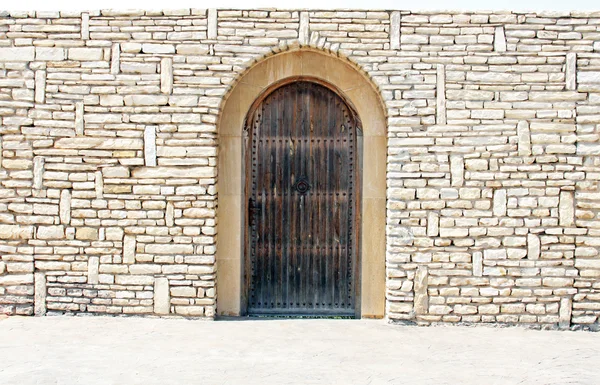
[{"xmin": 217, "ymin": 49, "xmax": 387, "ymax": 318}]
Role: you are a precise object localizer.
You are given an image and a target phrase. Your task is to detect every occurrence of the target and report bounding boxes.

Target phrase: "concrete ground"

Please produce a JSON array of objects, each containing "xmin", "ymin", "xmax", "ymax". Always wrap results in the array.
[{"xmin": 0, "ymin": 316, "xmax": 599, "ymax": 385}]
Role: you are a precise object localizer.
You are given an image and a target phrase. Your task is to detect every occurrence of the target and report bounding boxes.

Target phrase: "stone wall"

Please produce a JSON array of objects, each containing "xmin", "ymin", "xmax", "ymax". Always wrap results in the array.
[{"xmin": 0, "ymin": 8, "xmax": 599, "ymax": 329}]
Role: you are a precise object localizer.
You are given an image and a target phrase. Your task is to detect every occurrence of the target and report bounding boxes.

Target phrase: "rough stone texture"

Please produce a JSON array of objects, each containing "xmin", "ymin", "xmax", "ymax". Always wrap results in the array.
[
  {"xmin": 0, "ymin": 8, "xmax": 598, "ymax": 328},
  {"xmin": 154, "ymin": 277, "xmax": 170, "ymax": 315},
  {"xmin": 34, "ymin": 273, "xmax": 46, "ymax": 316}
]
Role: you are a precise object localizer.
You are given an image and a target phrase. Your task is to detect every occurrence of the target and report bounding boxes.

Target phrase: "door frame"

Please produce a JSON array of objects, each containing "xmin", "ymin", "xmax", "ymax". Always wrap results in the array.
[
  {"xmin": 241, "ymin": 76, "xmax": 363, "ymax": 317},
  {"xmin": 216, "ymin": 49, "xmax": 386, "ymax": 319}
]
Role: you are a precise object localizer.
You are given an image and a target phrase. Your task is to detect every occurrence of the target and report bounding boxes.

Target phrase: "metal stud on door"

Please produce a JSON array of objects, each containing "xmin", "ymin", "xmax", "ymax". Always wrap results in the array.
[{"xmin": 245, "ymin": 80, "xmax": 360, "ymax": 317}]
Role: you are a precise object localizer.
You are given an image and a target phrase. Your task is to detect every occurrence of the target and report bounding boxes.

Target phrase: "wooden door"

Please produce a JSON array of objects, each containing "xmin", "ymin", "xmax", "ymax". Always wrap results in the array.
[{"xmin": 245, "ymin": 80, "xmax": 360, "ymax": 317}]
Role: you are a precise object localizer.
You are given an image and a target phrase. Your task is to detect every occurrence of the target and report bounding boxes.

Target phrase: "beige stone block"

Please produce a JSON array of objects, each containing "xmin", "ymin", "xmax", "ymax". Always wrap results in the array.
[
  {"xmin": 100, "ymin": 95, "xmax": 124, "ymax": 106},
  {"xmin": 559, "ymin": 191, "xmax": 574, "ymax": 227},
  {"xmin": 145, "ymin": 244, "xmax": 194, "ymax": 255},
  {"xmin": 76, "ymin": 227, "xmax": 99, "ymax": 241},
  {"xmin": 527, "ymin": 234, "xmax": 540, "ymax": 260},
  {"xmin": 559, "ymin": 297, "xmax": 572, "ymax": 329},
  {"xmin": 493, "ymin": 189, "xmax": 507, "ymax": 217},
  {"xmin": 68, "ymin": 48, "xmax": 103, "ymax": 61},
  {"xmin": 182, "ymin": 208, "xmax": 215, "ymax": 218},
  {"xmin": 88, "ymin": 256, "xmax": 99, "ymax": 284},
  {"xmin": 0, "ymin": 47, "xmax": 35, "ymax": 61},
  {"xmin": 414, "ymin": 266, "xmax": 429, "ymax": 315},
  {"xmin": 131, "ymin": 166, "xmax": 215, "ymax": 179},
  {"xmin": 102, "ymin": 166, "xmax": 130, "ymax": 178},
  {"xmin": 154, "ymin": 277, "xmax": 170, "ymax": 315},
  {"xmin": 115, "ymin": 275, "xmax": 154, "ymax": 285},
  {"xmin": 34, "ymin": 272, "xmax": 46, "ymax": 316},
  {"xmin": 0, "ymin": 274, "xmax": 34, "ymax": 285},
  {"xmin": 37, "ymin": 225, "xmax": 64, "ymax": 240},
  {"xmin": 123, "ymin": 235, "xmax": 136, "ymax": 264},
  {"xmin": 55, "ymin": 138, "xmax": 143, "ymax": 150},
  {"xmin": 0, "ymin": 225, "xmax": 33, "ymax": 240},
  {"xmin": 170, "ymin": 286, "xmax": 196, "ymax": 297}
]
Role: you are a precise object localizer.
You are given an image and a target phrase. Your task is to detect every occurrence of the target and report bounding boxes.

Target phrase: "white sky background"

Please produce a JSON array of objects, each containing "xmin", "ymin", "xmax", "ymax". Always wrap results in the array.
[{"xmin": 3, "ymin": 0, "xmax": 599, "ymax": 12}]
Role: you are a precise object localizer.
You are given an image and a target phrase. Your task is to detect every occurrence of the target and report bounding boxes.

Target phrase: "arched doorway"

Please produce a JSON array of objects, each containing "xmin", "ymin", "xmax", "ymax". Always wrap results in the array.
[
  {"xmin": 244, "ymin": 79, "xmax": 361, "ymax": 317},
  {"xmin": 216, "ymin": 49, "xmax": 386, "ymax": 318}
]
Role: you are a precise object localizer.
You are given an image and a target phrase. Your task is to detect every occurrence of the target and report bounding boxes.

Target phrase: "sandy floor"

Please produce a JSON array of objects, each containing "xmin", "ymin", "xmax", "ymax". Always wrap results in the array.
[{"xmin": 0, "ymin": 316, "xmax": 599, "ymax": 385}]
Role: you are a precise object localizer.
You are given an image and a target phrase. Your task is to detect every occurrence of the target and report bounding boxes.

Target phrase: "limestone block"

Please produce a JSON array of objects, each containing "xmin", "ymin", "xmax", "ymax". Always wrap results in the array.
[
  {"xmin": 160, "ymin": 58, "xmax": 173, "ymax": 94},
  {"xmin": 0, "ymin": 225, "xmax": 34, "ymax": 240},
  {"xmin": 37, "ymin": 225, "xmax": 65, "ymax": 240},
  {"xmin": 100, "ymin": 95, "xmax": 124, "ymax": 107},
  {"xmin": 33, "ymin": 157, "xmax": 44, "ymax": 190},
  {"xmin": 0, "ymin": 47, "xmax": 35, "ymax": 61},
  {"xmin": 166, "ymin": 202, "xmax": 174, "ymax": 227},
  {"xmin": 484, "ymin": 249, "xmax": 507, "ymax": 260},
  {"xmin": 125, "ymin": 95, "xmax": 168, "ymax": 106},
  {"xmin": 81, "ymin": 13, "xmax": 90, "ymax": 40},
  {"xmin": 299, "ymin": 11, "xmax": 309, "ymax": 45},
  {"xmin": 414, "ymin": 266, "xmax": 429, "ymax": 315},
  {"xmin": 170, "ymin": 286, "xmax": 196, "ymax": 297},
  {"xmin": 559, "ymin": 297, "xmax": 572, "ymax": 329},
  {"xmin": 106, "ymin": 227, "xmax": 124, "ymax": 241},
  {"xmin": 577, "ymin": 143, "xmax": 600, "ymax": 155},
  {"xmin": 493, "ymin": 189, "xmax": 507, "ymax": 217},
  {"xmin": 517, "ymin": 121, "xmax": 531, "ymax": 156},
  {"xmin": 465, "ymin": 159, "xmax": 487, "ymax": 171},
  {"xmin": 35, "ymin": 47, "xmax": 66, "ymax": 61},
  {"xmin": 115, "ymin": 275, "xmax": 154, "ymax": 285},
  {"xmin": 76, "ymin": 227, "xmax": 99, "ymax": 241},
  {"xmin": 142, "ymin": 44, "xmax": 175, "ymax": 54},
  {"xmin": 494, "ymin": 26, "xmax": 507, "ymax": 52},
  {"xmin": 208, "ymin": 9, "xmax": 217, "ymax": 39},
  {"xmin": 123, "ymin": 235, "xmax": 136, "ymax": 264},
  {"xmin": 34, "ymin": 272, "xmax": 46, "ymax": 316},
  {"xmin": 559, "ymin": 191, "xmax": 574, "ymax": 227},
  {"xmin": 182, "ymin": 208, "xmax": 215, "ymax": 218},
  {"xmin": 129, "ymin": 265, "xmax": 162, "ymax": 275},
  {"xmin": 446, "ymin": 90, "xmax": 494, "ymax": 100},
  {"xmin": 527, "ymin": 234, "xmax": 540, "ymax": 260},
  {"xmin": 575, "ymin": 259, "xmax": 600, "ymax": 268},
  {"xmin": 131, "ymin": 166, "xmax": 215, "ymax": 179},
  {"xmin": 151, "ymin": 278, "xmax": 170, "ymax": 315},
  {"xmin": 390, "ymin": 11, "xmax": 400, "ymax": 50},
  {"xmin": 577, "ymin": 72, "xmax": 600, "ymax": 83},
  {"xmin": 0, "ymin": 274, "xmax": 34, "ymax": 285},
  {"xmin": 169, "ymin": 95, "xmax": 199, "ymax": 107},
  {"xmin": 34, "ymin": 70, "xmax": 46, "ymax": 104},
  {"xmin": 59, "ymin": 190, "xmax": 71, "ymax": 225},
  {"xmin": 565, "ymin": 53, "xmax": 577, "ymax": 90},
  {"xmin": 95, "ymin": 171, "xmax": 103, "ymax": 199},
  {"xmin": 68, "ymin": 48, "xmax": 103, "ymax": 61},
  {"xmin": 427, "ymin": 212, "xmax": 439, "ymax": 237},
  {"xmin": 472, "ymin": 252, "xmax": 483, "ymax": 277},
  {"xmin": 145, "ymin": 244, "xmax": 194, "ymax": 255},
  {"xmin": 436, "ymin": 64, "xmax": 446, "ymax": 125},
  {"xmin": 88, "ymin": 256, "xmax": 99, "ymax": 284},
  {"xmin": 439, "ymin": 228, "xmax": 468, "ymax": 238},
  {"xmin": 450, "ymin": 155, "xmax": 464, "ymax": 187},
  {"xmin": 75, "ymin": 102, "xmax": 84, "ymax": 136},
  {"xmin": 111, "ymin": 44, "xmax": 120, "ymax": 75},
  {"xmin": 176, "ymin": 44, "xmax": 210, "ymax": 55},
  {"xmin": 102, "ymin": 166, "xmax": 130, "ymax": 178},
  {"xmin": 120, "ymin": 62, "xmax": 156, "ymax": 74},
  {"xmin": 467, "ymin": 72, "xmax": 520, "ymax": 83},
  {"xmin": 55, "ymin": 138, "xmax": 143, "ymax": 150}
]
